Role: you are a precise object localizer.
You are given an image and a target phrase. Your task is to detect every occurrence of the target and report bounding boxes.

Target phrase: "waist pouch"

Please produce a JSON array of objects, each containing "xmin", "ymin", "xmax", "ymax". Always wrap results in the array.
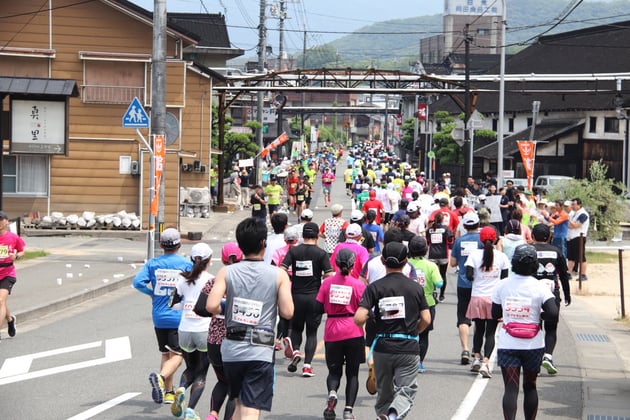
[
  {"xmin": 226, "ymin": 326, "xmax": 275, "ymax": 347},
  {"xmin": 503, "ymin": 322, "xmax": 540, "ymax": 339}
]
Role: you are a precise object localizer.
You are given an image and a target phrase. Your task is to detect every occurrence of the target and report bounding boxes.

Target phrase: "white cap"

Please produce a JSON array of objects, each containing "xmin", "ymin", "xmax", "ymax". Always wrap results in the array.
[
  {"xmin": 350, "ymin": 209, "xmax": 364, "ymax": 221},
  {"xmin": 346, "ymin": 223, "xmax": 362, "ymax": 238},
  {"xmin": 301, "ymin": 209, "xmax": 314, "ymax": 219},
  {"xmin": 478, "ymin": 194, "xmax": 487, "ymax": 201},
  {"xmin": 191, "ymin": 242, "xmax": 212, "ymax": 260}
]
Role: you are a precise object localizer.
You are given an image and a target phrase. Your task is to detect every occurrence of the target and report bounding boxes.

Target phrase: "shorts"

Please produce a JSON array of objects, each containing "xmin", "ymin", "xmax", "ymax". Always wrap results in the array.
[
  {"xmin": 154, "ymin": 327, "xmax": 182, "ymax": 354},
  {"xmin": 0, "ymin": 276, "xmax": 16, "ymax": 294},
  {"xmin": 345, "ymin": 183, "xmax": 352, "ymax": 190},
  {"xmin": 466, "ymin": 296, "xmax": 492, "ymax": 320},
  {"xmin": 456, "ymin": 287, "xmax": 472, "ymax": 327},
  {"xmin": 323, "ymin": 185, "xmax": 332, "ymax": 194},
  {"xmin": 268, "ymin": 204, "xmax": 279, "ymax": 214},
  {"xmin": 567, "ymin": 237, "xmax": 587, "ymax": 262},
  {"xmin": 497, "ymin": 348, "xmax": 544, "ymax": 372},
  {"xmin": 426, "ymin": 305, "xmax": 436, "ymax": 332},
  {"xmin": 224, "ymin": 360, "xmax": 275, "ymax": 411},
  {"xmin": 325, "ymin": 336, "xmax": 366, "ymax": 370},
  {"xmin": 178, "ymin": 330, "xmax": 208, "ymax": 353}
]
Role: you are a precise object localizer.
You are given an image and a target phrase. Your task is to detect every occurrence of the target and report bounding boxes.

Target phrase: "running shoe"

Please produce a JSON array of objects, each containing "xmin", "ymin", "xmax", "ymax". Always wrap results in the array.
[
  {"xmin": 288, "ymin": 350, "xmax": 301, "ymax": 373},
  {"xmin": 149, "ymin": 372, "xmax": 165, "ymax": 404},
  {"xmin": 417, "ymin": 362, "xmax": 426, "ymax": 373},
  {"xmin": 366, "ymin": 364, "xmax": 377, "ymax": 395},
  {"xmin": 470, "ymin": 357, "xmax": 481, "ymax": 373},
  {"xmin": 323, "ymin": 395, "xmax": 337, "ymax": 420},
  {"xmin": 184, "ymin": 408, "xmax": 201, "ymax": 420},
  {"xmin": 581, "ymin": 274, "xmax": 588, "ymax": 281},
  {"xmin": 164, "ymin": 391, "xmax": 175, "ymax": 404},
  {"xmin": 542, "ymin": 356, "xmax": 559, "ymax": 375},
  {"xmin": 302, "ymin": 365, "xmax": 315, "ymax": 377},
  {"xmin": 283, "ymin": 337, "xmax": 294, "ymax": 359},
  {"xmin": 342, "ymin": 411, "xmax": 356, "ymax": 420},
  {"xmin": 439, "ymin": 295, "xmax": 445, "ymax": 302},
  {"xmin": 461, "ymin": 350, "xmax": 471, "ymax": 365},
  {"xmin": 7, "ymin": 315, "xmax": 16, "ymax": 337},
  {"xmin": 171, "ymin": 387, "xmax": 186, "ymax": 417},
  {"xmin": 479, "ymin": 363, "xmax": 492, "ymax": 378}
]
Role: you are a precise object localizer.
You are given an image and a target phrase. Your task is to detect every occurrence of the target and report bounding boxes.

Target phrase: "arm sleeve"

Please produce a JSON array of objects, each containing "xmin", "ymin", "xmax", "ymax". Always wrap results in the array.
[
  {"xmin": 541, "ymin": 297, "xmax": 559, "ymax": 322},
  {"xmin": 491, "ymin": 303, "xmax": 503, "ymax": 320}
]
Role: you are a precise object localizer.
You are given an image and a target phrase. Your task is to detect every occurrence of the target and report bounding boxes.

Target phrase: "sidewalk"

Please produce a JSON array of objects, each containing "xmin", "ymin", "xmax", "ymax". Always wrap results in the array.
[{"xmin": 7, "ymin": 175, "xmax": 630, "ymax": 418}]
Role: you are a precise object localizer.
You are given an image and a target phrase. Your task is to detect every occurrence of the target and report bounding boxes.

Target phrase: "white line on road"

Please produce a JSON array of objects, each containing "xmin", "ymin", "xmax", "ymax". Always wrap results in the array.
[{"xmin": 66, "ymin": 392, "xmax": 141, "ymax": 420}]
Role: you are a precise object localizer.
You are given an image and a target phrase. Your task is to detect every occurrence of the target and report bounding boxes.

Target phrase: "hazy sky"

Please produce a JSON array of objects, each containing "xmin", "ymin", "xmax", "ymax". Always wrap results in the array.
[{"xmin": 130, "ymin": 0, "xmax": 614, "ymax": 57}]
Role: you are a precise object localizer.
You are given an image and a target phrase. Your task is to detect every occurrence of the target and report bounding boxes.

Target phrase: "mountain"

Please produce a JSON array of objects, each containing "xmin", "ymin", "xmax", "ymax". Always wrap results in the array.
[{"xmin": 299, "ymin": 0, "xmax": 630, "ymax": 70}]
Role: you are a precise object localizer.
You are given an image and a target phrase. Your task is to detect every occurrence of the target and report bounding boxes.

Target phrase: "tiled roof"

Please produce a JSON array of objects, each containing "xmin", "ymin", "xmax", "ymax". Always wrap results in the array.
[
  {"xmin": 167, "ymin": 13, "xmax": 231, "ymax": 48},
  {"xmin": 0, "ymin": 77, "xmax": 79, "ymax": 97}
]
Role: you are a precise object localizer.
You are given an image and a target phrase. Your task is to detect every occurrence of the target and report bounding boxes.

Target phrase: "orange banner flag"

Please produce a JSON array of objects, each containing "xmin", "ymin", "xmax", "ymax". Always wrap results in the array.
[
  {"xmin": 150, "ymin": 134, "xmax": 165, "ymax": 217},
  {"xmin": 517, "ymin": 140, "xmax": 536, "ymax": 190},
  {"xmin": 261, "ymin": 132, "xmax": 289, "ymax": 158}
]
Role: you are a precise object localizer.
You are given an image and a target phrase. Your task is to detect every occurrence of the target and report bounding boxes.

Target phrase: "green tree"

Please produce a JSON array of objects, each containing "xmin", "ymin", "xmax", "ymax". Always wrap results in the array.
[
  {"xmin": 400, "ymin": 117, "xmax": 416, "ymax": 152},
  {"xmin": 223, "ymin": 120, "xmax": 261, "ymax": 175},
  {"xmin": 433, "ymin": 111, "xmax": 463, "ymax": 164},
  {"xmin": 546, "ymin": 160, "xmax": 628, "ymax": 241}
]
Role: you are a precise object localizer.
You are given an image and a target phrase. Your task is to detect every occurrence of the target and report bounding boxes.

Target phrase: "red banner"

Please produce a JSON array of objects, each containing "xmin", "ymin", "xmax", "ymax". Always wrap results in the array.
[
  {"xmin": 417, "ymin": 104, "xmax": 427, "ymax": 121},
  {"xmin": 261, "ymin": 132, "xmax": 289, "ymax": 158},
  {"xmin": 517, "ymin": 140, "xmax": 536, "ymax": 190},
  {"xmin": 396, "ymin": 114, "xmax": 402, "ymax": 125},
  {"xmin": 150, "ymin": 134, "xmax": 165, "ymax": 217}
]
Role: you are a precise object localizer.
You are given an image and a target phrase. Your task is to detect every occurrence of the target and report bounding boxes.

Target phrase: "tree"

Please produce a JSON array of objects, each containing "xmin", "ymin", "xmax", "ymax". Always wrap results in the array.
[
  {"xmin": 400, "ymin": 117, "xmax": 415, "ymax": 152},
  {"xmin": 546, "ymin": 160, "xmax": 628, "ymax": 241},
  {"xmin": 433, "ymin": 111, "xmax": 463, "ymax": 164},
  {"xmin": 223, "ymin": 121, "xmax": 261, "ymax": 176}
]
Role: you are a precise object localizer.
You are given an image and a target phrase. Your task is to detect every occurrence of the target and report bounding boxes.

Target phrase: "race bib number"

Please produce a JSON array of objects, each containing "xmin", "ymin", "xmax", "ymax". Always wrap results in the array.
[
  {"xmin": 378, "ymin": 296, "xmax": 406, "ymax": 320},
  {"xmin": 253, "ymin": 203, "xmax": 261, "ymax": 211},
  {"xmin": 297, "ymin": 195, "xmax": 304, "ymax": 201},
  {"xmin": 329, "ymin": 284, "xmax": 352, "ymax": 305},
  {"xmin": 232, "ymin": 297, "xmax": 263, "ymax": 325},
  {"xmin": 504, "ymin": 296, "xmax": 533, "ymax": 321},
  {"xmin": 416, "ymin": 269, "xmax": 426, "ymax": 287},
  {"xmin": 295, "ymin": 260, "xmax": 314, "ymax": 277},
  {"xmin": 430, "ymin": 233, "xmax": 443, "ymax": 244},
  {"xmin": 0, "ymin": 245, "xmax": 10, "ymax": 257},
  {"xmin": 155, "ymin": 269, "xmax": 181, "ymax": 296},
  {"xmin": 184, "ymin": 300, "xmax": 200, "ymax": 318},
  {"xmin": 461, "ymin": 241, "xmax": 478, "ymax": 256}
]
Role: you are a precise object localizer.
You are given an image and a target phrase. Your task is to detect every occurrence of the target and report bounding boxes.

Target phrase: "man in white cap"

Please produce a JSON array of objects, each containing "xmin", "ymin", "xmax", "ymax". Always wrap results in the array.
[
  {"xmin": 133, "ymin": 228, "xmax": 193, "ymax": 404},
  {"xmin": 319, "ymin": 204, "xmax": 349, "ymax": 255}
]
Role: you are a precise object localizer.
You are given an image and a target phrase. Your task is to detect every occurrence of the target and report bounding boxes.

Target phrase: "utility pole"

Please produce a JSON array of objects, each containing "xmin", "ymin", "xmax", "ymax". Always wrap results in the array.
[
  {"xmin": 464, "ymin": 23, "xmax": 473, "ymax": 177},
  {"xmin": 150, "ymin": 0, "xmax": 166, "ymax": 257},
  {"xmin": 278, "ymin": 0, "xmax": 286, "ymax": 71},
  {"xmin": 256, "ymin": 0, "xmax": 266, "ymax": 183}
]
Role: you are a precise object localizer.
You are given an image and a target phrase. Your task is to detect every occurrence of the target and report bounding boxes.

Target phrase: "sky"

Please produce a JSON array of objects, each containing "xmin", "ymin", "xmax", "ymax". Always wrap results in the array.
[{"xmin": 130, "ymin": 0, "xmax": 613, "ymax": 60}]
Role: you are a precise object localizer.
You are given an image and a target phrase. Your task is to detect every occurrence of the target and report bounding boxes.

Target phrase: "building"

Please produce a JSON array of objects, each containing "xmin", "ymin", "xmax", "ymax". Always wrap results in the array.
[{"xmin": 0, "ymin": 0, "xmax": 242, "ymax": 227}]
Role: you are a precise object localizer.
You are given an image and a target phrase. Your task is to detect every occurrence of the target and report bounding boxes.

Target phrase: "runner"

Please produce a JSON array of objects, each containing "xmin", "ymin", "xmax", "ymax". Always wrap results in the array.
[
  {"xmin": 170, "ymin": 243, "xmax": 214, "ymax": 420},
  {"xmin": 322, "ymin": 166, "xmax": 336, "ymax": 207},
  {"xmin": 133, "ymin": 228, "xmax": 193, "ymax": 404},
  {"xmin": 492, "ymin": 244, "xmax": 558, "ymax": 420},
  {"xmin": 0, "ymin": 211, "xmax": 25, "ymax": 340},
  {"xmin": 316, "ymin": 249, "xmax": 366, "ymax": 420},
  {"xmin": 426, "ymin": 211, "xmax": 454, "ymax": 302}
]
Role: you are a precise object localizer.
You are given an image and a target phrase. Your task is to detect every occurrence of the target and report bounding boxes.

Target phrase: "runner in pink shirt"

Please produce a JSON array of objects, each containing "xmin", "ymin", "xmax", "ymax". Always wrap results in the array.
[
  {"xmin": 329, "ymin": 224, "xmax": 369, "ymax": 279},
  {"xmin": 316, "ymin": 249, "xmax": 366, "ymax": 420}
]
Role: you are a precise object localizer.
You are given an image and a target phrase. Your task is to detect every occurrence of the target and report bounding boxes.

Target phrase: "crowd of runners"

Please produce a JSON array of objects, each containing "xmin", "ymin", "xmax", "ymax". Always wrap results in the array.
[{"xmin": 132, "ymin": 141, "xmax": 589, "ymax": 420}]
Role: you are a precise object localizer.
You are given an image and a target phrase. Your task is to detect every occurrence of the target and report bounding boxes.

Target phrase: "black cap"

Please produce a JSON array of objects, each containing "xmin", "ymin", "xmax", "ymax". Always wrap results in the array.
[
  {"xmin": 0, "ymin": 211, "xmax": 8, "ymax": 220},
  {"xmin": 381, "ymin": 242, "xmax": 408, "ymax": 268},
  {"xmin": 439, "ymin": 197, "xmax": 449, "ymax": 206},
  {"xmin": 532, "ymin": 223, "xmax": 551, "ymax": 241},
  {"xmin": 302, "ymin": 222, "xmax": 319, "ymax": 239}
]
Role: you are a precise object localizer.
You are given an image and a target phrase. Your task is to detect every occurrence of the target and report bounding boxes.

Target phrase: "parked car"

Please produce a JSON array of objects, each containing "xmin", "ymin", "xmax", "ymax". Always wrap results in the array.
[{"xmin": 534, "ymin": 175, "xmax": 572, "ymax": 193}]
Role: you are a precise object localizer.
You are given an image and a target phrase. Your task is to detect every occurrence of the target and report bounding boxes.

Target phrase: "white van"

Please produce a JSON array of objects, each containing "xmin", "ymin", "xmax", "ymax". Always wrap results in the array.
[{"xmin": 534, "ymin": 175, "xmax": 572, "ymax": 192}]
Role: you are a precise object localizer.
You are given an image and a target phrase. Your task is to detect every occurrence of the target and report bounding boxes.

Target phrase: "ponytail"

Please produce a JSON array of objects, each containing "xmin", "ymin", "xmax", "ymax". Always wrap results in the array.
[
  {"xmin": 481, "ymin": 240, "xmax": 494, "ymax": 271},
  {"xmin": 182, "ymin": 257, "xmax": 210, "ymax": 285}
]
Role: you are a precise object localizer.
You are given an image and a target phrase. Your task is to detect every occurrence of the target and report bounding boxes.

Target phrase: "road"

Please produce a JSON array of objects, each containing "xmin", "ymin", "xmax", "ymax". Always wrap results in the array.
[{"xmin": 1, "ymin": 266, "xmax": 581, "ymax": 419}]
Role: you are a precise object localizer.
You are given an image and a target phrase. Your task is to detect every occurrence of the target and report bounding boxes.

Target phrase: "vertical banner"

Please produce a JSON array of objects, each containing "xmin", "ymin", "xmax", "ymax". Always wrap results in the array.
[
  {"xmin": 517, "ymin": 140, "xmax": 536, "ymax": 190},
  {"xmin": 417, "ymin": 103, "xmax": 427, "ymax": 121},
  {"xmin": 150, "ymin": 134, "xmax": 165, "ymax": 216},
  {"xmin": 310, "ymin": 126, "xmax": 319, "ymax": 146}
]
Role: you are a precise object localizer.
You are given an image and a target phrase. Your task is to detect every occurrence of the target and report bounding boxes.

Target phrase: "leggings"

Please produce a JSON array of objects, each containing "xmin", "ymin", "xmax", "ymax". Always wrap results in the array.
[
  {"xmin": 501, "ymin": 367, "xmax": 539, "ymax": 420},
  {"xmin": 179, "ymin": 350, "xmax": 210, "ymax": 409},
  {"xmin": 472, "ymin": 318, "xmax": 499, "ymax": 358},
  {"xmin": 419, "ymin": 306, "xmax": 436, "ymax": 362},
  {"xmin": 325, "ymin": 337, "xmax": 365, "ymax": 408},
  {"xmin": 438, "ymin": 263, "xmax": 448, "ymax": 297},
  {"xmin": 290, "ymin": 293, "xmax": 323, "ymax": 364},
  {"xmin": 207, "ymin": 344, "xmax": 235, "ymax": 419}
]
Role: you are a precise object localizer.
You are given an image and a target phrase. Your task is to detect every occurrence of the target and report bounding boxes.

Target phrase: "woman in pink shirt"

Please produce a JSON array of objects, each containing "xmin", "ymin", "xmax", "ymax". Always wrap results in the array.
[{"xmin": 316, "ymin": 249, "xmax": 366, "ymax": 420}]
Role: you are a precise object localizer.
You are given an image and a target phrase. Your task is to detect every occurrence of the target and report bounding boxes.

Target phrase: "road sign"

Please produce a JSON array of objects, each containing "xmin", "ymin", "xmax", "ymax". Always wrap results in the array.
[{"xmin": 122, "ymin": 97, "xmax": 149, "ymax": 128}]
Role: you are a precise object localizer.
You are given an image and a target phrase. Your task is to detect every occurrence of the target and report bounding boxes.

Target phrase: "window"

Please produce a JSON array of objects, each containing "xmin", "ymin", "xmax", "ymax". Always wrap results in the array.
[
  {"xmin": 527, "ymin": 117, "xmax": 533, "ymax": 127},
  {"xmin": 508, "ymin": 118, "xmax": 514, "ymax": 132},
  {"xmin": 2, "ymin": 155, "xmax": 49, "ymax": 196},
  {"xmin": 589, "ymin": 116, "xmax": 597, "ymax": 133},
  {"xmin": 604, "ymin": 117, "xmax": 619, "ymax": 133},
  {"xmin": 80, "ymin": 52, "xmax": 149, "ymax": 104}
]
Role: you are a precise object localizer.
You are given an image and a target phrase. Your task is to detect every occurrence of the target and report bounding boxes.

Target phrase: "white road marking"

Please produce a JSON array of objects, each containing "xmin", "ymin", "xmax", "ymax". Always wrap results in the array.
[
  {"xmin": 0, "ymin": 336, "xmax": 131, "ymax": 385},
  {"xmin": 66, "ymin": 392, "xmax": 141, "ymax": 420}
]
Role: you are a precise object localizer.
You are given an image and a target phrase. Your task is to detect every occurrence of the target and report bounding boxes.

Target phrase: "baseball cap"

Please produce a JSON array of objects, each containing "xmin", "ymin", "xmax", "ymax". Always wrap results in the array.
[
  {"xmin": 532, "ymin": 223, "xmax": 551, "ymax": 241},
  {"xmin": 335, "ymin": 248, "xmax": 356, "ymax": 270},
  {"xmin": 221, "ymin": 242, "xmax": 243, "ymax": 264},
  {"xmin": 160, "ymin": 228, "xmax": 181, "ymax": 249},
  {"xmin": 302, "ymin": 222, "xmax": 319, "ymax": 239},
  {"xmin": 381, "ymin": 242, "xmax": 408, "ymax": 268},
  {"xmin": 331, "ymin": 204, "xmax": 344, "ymax": 216},
  {"xmin": 478, "ymin": 194, "xmax": 487, "ymax": 201},
  {"xmin": 191, "ymin": 242, "xmax": 213, "ymax": 260},
  {"xmin": 462, "ymin": 212, "xmax": 480, "ymax": 227},
  {"xmin": 479, "ymin": 226, "xmax": 497, "ymax": 243},
  {"xmin": 439, "ymin": 197, "xmax": 449, "ymax": 206},
  {"xmin": 350, "ymin": 209, "xmax": 364, "ymax": 222},
  {"xmin": 524, "ymin": 189, "xmax": 533, "ymax": 195},
  {"xmin": 563, "ymin": 200, "xmax": 572, "ymax": 207},
  {"xmin": 345, "ymin": 223, "xmax": 362, "ymax": 238},
  {"xmin": 284, "ymin": 227, "xmax": 300, "ymax": 242},
  {"xmin": 0, "ymin": 211, "xmax": 8, "ymax": 220},
  {"xmin": 301, "ymin": 209, "xmax": 314, "ymax": 220},
  {"xmin": 406, "ymin": 203, "xmax": 419, "ymax": 213},
  {"xmin": 369, "ymin": 190, "xmax": 376, "ymax": 198}
]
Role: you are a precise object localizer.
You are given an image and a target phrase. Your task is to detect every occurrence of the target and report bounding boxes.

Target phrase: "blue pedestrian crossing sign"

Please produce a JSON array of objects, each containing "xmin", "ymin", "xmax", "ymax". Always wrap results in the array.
[{"xmin": 122, "ymin": 97, "xmax": 150, "ymax": 128}]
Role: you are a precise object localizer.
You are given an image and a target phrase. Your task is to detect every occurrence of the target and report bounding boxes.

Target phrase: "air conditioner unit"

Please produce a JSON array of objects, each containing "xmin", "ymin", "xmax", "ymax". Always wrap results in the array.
[
  {"xmin": 131, "ymin": 160, "xmax": 140, "ymax": 175},
  {"xmin": 193, "ymin": 160, "xmax": 201, "ymax": 172},
  {"xmin": 200, "ymin": 164, "xmax": 207, "ymax": 173},
  {"xmin": 187, "ymin": 187, "xmax": 211, "ymax": 204}
]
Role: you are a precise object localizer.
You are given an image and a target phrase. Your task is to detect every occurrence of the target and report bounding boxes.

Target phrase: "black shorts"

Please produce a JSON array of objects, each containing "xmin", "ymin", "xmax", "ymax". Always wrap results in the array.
[
  {"xmin": 0, "ymin": 276, "xmax": 16, "ymax": 294},
  {"xmin": 497, "ymin": 348, "xmax": 545, "ymax": 372},
  {"xmin": 224, "ymin": 360, "xmax": 274, "ymax": 411},
  {"xmin": 457, "ymin": 287, "xmax": 472, "ymax": 327},
  {"xmin": 325, "ymin": 336, "xmax": 366, "ymax": 370},
  {"xmin": 567, "ymin": 237, "xmax": 586, "ymax": 262},
  {"xmin": 154, "ymin": 327, "xmax": 182, "ymax": 354},
  {"xmin": 268, "ymin": 204, "xmax": 279, "ymax": 214}
]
